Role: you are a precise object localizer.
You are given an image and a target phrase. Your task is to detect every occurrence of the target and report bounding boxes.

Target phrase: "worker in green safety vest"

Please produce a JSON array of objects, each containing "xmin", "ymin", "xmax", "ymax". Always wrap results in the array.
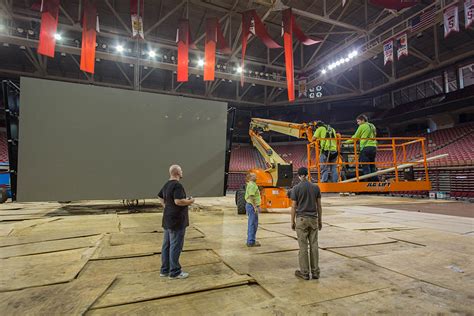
[
  {"xmin": 312, "ymin": 121, "xmax": 338, "ymax": 183},
  {"xmin": 345, "ymin": 114, "xmax": 378, "ymax": 182}
]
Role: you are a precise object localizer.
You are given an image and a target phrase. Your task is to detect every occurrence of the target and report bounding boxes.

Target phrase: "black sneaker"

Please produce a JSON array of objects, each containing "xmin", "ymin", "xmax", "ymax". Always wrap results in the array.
[
  {"xmin": 295, "ymin": 270, "xmax": 310, "ymax": 280},
  {"xmin": 246, "ymin": 241, "xmax": 261, "ymax": 247},
  {"xmin": 311, "ymin": 273, "xmax": 320, "ymax": 280}
]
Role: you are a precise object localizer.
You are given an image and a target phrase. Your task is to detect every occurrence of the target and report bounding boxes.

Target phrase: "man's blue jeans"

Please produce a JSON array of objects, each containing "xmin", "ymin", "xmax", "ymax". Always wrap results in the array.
[
  {"xmin": 161, "ymin": 227, "xmax": 186, "ymax": 277},
  {"xmin": 320, "ymin": 152, "xmax": 338, "ymax": 183},
  {"xmin": 360, "ymin": 146, "xmax": 378, "ymax": 182},
  {"xmin": 246, "ymin": 203, "xmax": 259, "ymax": 245}
]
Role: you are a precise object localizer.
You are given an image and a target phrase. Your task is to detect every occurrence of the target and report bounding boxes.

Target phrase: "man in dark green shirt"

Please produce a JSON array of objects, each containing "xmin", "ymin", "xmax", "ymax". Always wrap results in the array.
[
  {"xmin": 290, "ymin": 167, "xmax": 322, "ymax": 280},
  {"xmin": 346, "ymin": 114, "xmax": 378, "ymax": 181}
]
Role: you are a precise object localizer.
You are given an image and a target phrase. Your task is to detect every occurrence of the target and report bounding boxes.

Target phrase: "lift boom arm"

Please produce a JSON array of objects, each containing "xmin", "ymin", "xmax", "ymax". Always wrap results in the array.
[
  {"xmin": 249, "ymin": 129, "xmax": 287, "ymax": 169},
  {"xmin": 248, "ymin": 118, "xmax": 315, "ymax": 188},
  {"xmin": 250, "ymin": 118, "xmax": 314, "ymax": 141}
]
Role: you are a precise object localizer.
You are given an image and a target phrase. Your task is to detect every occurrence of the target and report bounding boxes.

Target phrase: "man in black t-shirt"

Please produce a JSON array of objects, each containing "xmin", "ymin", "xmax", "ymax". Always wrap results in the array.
[
  {"xmin": 158, "ymin": 165, "xmax": 194, "ymax": 279},
  {"xmin": 290, "ymin": 167, "xmax": 322, "ymax": 281}
]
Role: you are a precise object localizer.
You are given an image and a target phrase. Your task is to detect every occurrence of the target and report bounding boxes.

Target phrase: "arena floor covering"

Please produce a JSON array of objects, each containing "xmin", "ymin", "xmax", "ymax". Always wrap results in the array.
[{"xmin": 0, "ymin": 195, "xmax": 472, "ymax": 315}]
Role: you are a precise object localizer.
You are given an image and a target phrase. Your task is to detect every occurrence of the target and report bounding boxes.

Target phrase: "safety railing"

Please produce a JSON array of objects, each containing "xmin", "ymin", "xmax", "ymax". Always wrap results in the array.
[{"xmin": 307, "ymin": 136, "xmax": 430, "ymax": 184}]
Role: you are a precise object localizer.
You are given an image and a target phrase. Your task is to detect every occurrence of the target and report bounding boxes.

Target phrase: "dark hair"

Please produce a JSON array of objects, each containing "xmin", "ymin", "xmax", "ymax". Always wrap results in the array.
[
  {"xmin": 297, "ymin": 167, "xmax": 308, "ymax": 176},
  {"xmin": 357, "ymin": 114, "xmax": 368, "ymax": 122}
]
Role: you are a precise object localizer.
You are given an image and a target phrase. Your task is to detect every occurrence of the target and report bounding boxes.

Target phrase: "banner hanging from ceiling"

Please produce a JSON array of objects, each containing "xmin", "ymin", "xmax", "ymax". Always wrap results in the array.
[
  {"xmin": 383, "ymin": 40, "xmax": 393, "ymax": 66},
  {"xmin": 131, "ymin": 0, "xmax": 144, "ymax": 39},
  {"xmin": 464, "ymin": 0, "xmax": 474, "ymax": 29},
  {"xmin": 281, "ymin": 8, "xmax": 321, "ymax": 102},
  {"xmin": 176, "ymin": 19, "xmax": 196, "ymax": 82},
  {"xmin": 241, "ymin": 10, "xmax": 281, "ymax": 86},
  {"xmin": 80, "ymin": 0, "xmax": 99, "ymax": 74},
  {"xmin": 444, "ymin": 4, "xmax": 459, "ymax": 38},
  {"xmin": 204, "ymin": 18, "xmax": 230, "ymax": 81},
  {"xmin": 396, "ymin": 33, "xmax": 408, "ymax": 60},
  {"xmin": 38, "ymin": 0, "xmax": 60, "ymax": 57}
]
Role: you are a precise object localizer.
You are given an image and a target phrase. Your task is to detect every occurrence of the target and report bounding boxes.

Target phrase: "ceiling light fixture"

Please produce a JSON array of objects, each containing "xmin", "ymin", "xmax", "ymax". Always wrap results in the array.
[
  {"xmin": 54, "ymin": 33, "xmax": 62, "ymax": 41},
  {"xmin": 116, "ymin": 45, "xmax": 124, "ymax": 53}
]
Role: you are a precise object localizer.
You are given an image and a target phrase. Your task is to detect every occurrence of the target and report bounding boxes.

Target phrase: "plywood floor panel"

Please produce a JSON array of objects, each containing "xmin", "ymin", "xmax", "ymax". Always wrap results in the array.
[
  {"xmin": 311, "ymin": 280, "xmax": 474, "ymax": 315},
  {"xmin": 95, "ymin": 238, "xmax": 208, "ymax": 259},
  {"xmin": 0, "ymin": 276, "xmax": 115, "ymax": 315},
  {"xmin": 381, "ymin": 228, "xmax": 474, "ymax": 254},
  {"xmin": 365, "ymin": 248, "xmax": 474, "ymax": 293},
  {"xmin": 0, "ymin": 235, "xmax": 102, "ymax": 259},
  {"xmin": 88, "ymin": 284, "xmax": 272, "ymax": 316},
  {"xmin": 328, "ymin": 240, "xmax": 424, "ymax": 258},
  {"xmin": 81, "ymin": 250, "xmax": 221, "ymax": 279},
  {"xmin": 92, "ymin": 264, "xmax": 253, "ymax": 308},
  {"xmin": 0, "ymin": 247, "xmax": 96, "ymax": 291}
]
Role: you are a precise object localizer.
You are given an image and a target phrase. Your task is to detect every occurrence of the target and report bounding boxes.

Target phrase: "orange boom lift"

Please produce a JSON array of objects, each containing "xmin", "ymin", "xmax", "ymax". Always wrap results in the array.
[{"xmin": 235, "ymin": 118, "xmax": 442, "ymax": 214}]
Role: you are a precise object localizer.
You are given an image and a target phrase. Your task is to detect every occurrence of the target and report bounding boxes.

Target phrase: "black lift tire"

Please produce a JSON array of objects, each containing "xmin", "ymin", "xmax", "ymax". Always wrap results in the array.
[
  {"xmin": 0, "ymin": 189, "xmax": 7, "ymax": 204},
  {"xmin": 235, "ymin": 190, "xmax": 246, "ymax": 215}
]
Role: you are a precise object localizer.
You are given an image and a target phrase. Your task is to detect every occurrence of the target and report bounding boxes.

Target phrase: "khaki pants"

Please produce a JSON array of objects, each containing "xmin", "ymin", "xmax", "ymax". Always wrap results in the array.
[{"xmin": 296, "ymin": 216, "xmax": 319, "ymax": 276}]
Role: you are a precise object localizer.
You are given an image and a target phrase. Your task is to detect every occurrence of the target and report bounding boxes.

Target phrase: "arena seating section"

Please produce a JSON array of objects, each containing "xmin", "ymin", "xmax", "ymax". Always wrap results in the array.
[
  {"xmin": 229, "ymin": 123, "xmax": 474, "ymax": 200},
  {"xmin": 0, "ymin": 133, "xmax": 8, "ymax": 164}
]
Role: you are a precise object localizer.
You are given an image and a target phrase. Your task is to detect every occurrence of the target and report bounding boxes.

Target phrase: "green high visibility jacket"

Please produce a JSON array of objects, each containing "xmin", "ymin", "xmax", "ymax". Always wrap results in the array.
[
  {"xmin": 313, "ymin": 126, "xmax": 337, "ymax": 152},
  {"xmin": 346, "ymin": 122, "xmax": 377, "ymax": 149}
]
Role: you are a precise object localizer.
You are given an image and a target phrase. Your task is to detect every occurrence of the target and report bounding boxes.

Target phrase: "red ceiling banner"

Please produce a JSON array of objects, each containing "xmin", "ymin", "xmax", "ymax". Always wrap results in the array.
[
  {"xmin": 80, "ymin": 0, "xmax": 98, "ymax": 74},
  {"xmin": 176, "ymin": 19, "xmax": 196, "ymax": 82},
  {"xmin": 282, "ymin": 8, "xmax": 321, "ymax": 102},
  {"xmin": 241, "ymin": 10, "xmax": 281, "ymax": 86},
  {"xmin": 38, "ymin": 0, "xmax": 60, "ymax": 57},
  {"xmin": 204, "ymin": 18, "xmax": 230, "ymax": 81},
  {"xmin": 282, "ymin": 9, "xmax": 295, "ymax": 102}
]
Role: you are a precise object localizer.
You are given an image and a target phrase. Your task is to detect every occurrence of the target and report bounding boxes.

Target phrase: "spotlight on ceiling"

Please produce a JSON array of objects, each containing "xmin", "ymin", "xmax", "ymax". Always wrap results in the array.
[
  {"xmin": 54, "ymin": 33, "xmax": 62, "ymax": 41},
  {"xmin": 148, "ymin": 50, "xmax": 156, "ymax": 58},
  {"xmin": 237, "ymin": 66, "xmax": 243, "ymax": 73},
  {"xmin": 101, "ymin": 43, "xmax": 107, "ymax": 49},
  {"xmin": 348, "ymin": 50, "xmax": 358, "ymax": 59},
  {"xmin": 116, "ymin": 45, "xmax": 124, "ymax": 53},
  {"xmin": 197, "ymin": 59, "xmax": 204, "ymax": 67},
  {"xmin": 321, "ymin": 69, "xmax": 327, "ymax": 75}
]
